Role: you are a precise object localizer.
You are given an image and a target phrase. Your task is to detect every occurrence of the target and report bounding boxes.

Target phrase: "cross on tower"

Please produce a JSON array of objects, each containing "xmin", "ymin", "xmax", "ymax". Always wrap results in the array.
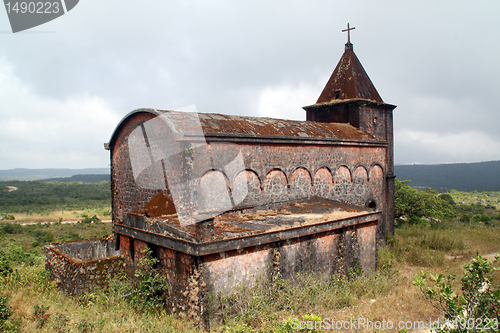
[{"xmin": 342, "ymin": 23, "xmax": 355, "ymax": 44}]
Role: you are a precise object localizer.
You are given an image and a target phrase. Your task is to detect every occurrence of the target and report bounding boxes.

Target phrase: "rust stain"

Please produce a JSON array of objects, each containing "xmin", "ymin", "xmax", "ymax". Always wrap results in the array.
[
  {"xmin": 156, "ymin": 110, "xmax": 375, "ymax": 141},
  {"xmin": 131, "ymin": 197, "xmax": 374, "ymax": 243},
  {"xmin": 315, "ymin": 48, "xmax": 383, "ymax": 105},
  {"xmin": 144, "ymin": 191, "xmax": 177, "ymax": 218}
]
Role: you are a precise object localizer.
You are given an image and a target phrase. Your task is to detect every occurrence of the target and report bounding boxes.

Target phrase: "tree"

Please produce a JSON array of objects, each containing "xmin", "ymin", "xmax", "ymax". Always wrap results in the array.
[{"xmin": 395, "ymin": 179, "xmax": 456, "ymax": 226}]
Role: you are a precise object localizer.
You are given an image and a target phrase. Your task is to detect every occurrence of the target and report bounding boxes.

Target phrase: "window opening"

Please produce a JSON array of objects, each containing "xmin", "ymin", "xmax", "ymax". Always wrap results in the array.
[
  {"xmin": 146, "ymin": 242, "xmax": 159, "ymax": 269},
  {"xmin": 129, "ymin": 238, "xmax": 135, "ymax": 262}
]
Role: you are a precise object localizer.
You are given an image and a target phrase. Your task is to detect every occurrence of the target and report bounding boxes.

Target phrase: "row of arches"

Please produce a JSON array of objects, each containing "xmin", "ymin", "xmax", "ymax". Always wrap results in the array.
[{"xmin": 196, "ymin": 165, "xmax": 385, "ymax": 213}]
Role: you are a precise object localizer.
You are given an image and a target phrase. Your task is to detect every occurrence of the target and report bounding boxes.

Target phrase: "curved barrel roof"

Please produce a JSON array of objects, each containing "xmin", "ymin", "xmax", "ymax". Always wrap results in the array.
[{"xmin": 107, "ymin": 109, "xmax": 377, "ymax": 149}]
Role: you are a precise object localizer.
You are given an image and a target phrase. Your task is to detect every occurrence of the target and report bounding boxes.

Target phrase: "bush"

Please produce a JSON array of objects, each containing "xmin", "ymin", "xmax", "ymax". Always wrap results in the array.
[
  {"xmin": 459, "ymin": 214, "xmax": 471, "ymax": 223},
  {"xmin": 0, "ymin": 214, "xmax": 15, "ymax": 220},
  {"xmin": 4, "ymin": 243, "xmax": 40, "ymax": 266},
  {"xmin": 0, "ymin": 294, "xmax": 13, "ymax": 330},
  {"xmin": 0, "ymin": 223, "xmax": 24, "ymax": 235},
  {"xmin": 130, "ymin": 248, "xmax": 168, "ymax": 312},
  {"xmin": 439, "ymin": 193, "xmax": 455, "ymax": 206},
  {"xmin": 395, "ymin": 179, "xmax": 456, "ymax": 226},
  {"xmin": 30, "ymin": 229, "xmax": 55, "ymax": 245},
  {"xmin": 0, "ymin": 250, "xmax": 13, "ymax": 277},
  {"xmin": 81, "ymin": 214, "xmax": 101, "ymax": 224},
  {"xmin": 457, "ymin": 203, "xmax": 486, "ymax": 215},
  {"xmin": 413, "ymin": 254, "xmax": 500, "ymax": 332}
]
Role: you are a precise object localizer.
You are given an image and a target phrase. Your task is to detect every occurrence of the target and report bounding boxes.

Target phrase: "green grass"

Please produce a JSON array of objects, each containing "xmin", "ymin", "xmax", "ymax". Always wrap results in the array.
[
  {"xmin": 0, "ymin": 221, "xmax": 498, "ymax": 332},
  {"xmin": 0, "ymin": 188, "xmax": 499, "ymax": 331},
  {"xmin": 0, "ymin": 180, "xmax": 110, "ymax": 214},
  {"xmin": 0, "ymin": 222, "xmax": 112, "ymax": 259}
]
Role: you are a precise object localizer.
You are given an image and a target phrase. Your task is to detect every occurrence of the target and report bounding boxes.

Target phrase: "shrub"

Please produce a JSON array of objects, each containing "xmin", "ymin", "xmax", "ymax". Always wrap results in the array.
[
  {"xmin": 395, "ymin": 179, "xmax": 456, "ymax": 226},
  {"xmin": 0, "ymin": 223, "xmax": 23, "ymax": 235},
  {"xmin": 0, "ymin": 250, "xmax": 13, "ymax": 277},
  {"xmin": 130, "ymin": 248, "xmax": 168, "ymax": 312},
  {"xmin": 0, "ymin": 214, "xmax": 15, "ymax": 220},
  {"xmin": 459, "ymin": 214, "xmax": 471, "ymax": 223},
  {"xmin": 0, "ymin": 294, "xmax": 12, "ymax": 329},
  {"xmin": 413, "ymin": 254, "xmax": 500, "ymax": 332},
  {"xmin": 439, "ymin": 193, "xmax": 456, "ymax": 206},
  {"xmin": 81, "ymin": 214, "xmax": 101, "ymax": 224},
  {"xmin": 457, "ymin": 203, "xmax": 486, "ymax": 215},
  {"xmin": 31, "ymin": 229, "xmax": 55, "ymax": 245},
  {"xmin": 5, "ymin": 243, "xmax": 40, "ymax": 266}
]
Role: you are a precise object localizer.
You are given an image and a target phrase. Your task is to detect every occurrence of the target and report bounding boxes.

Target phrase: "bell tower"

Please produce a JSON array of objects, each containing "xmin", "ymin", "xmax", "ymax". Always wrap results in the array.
[{"xmin": 303, "ymin": 23, "xmax": 397, "ymax": 235}]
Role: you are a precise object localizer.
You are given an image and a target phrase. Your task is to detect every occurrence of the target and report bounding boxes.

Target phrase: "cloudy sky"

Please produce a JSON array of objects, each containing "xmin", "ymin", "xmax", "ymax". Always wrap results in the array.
[{"xmin": 1, "ymin": 0, "xmax": 499, "ymax": 169}]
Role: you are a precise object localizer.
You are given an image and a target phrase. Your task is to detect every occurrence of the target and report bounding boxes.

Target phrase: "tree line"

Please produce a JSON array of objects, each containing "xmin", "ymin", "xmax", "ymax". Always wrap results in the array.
[{"xmin": 0, "ymin": 180, "xmax": 110, "ymax": 213}]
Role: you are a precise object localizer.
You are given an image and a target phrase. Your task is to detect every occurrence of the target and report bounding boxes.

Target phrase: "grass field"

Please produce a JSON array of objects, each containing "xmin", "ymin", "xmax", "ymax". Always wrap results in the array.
[
  {"xmin": 8, "ymin": 208, "xmax": 111, "ymax": 224},
  {"xmin": 0, "ymin": 188, "xmax": 499, "ymax": 332},
  {"xmin": 0, "ymin": 221, "xmax": 499, "ymax": 332}
]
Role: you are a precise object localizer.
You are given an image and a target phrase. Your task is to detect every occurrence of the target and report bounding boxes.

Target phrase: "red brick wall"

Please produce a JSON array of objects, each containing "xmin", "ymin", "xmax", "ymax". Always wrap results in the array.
[{"xmin": 111, "ymin": 113, "xmax": 390, "ymax": 242}]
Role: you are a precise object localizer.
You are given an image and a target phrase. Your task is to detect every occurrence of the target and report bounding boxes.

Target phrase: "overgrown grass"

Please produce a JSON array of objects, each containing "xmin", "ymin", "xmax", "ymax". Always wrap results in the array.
[
  {"xmin": 210, "ymin": 270, "xmax": 393, "ymax": 331},
  {"xmin": 0, "ymin": 264, "xmax": 199, "ymax": 332},
  {"xmin": 0, "ymin": 222, "xmax": 499, "ymax": 332},
  {"xmin": 1, "ymin": 187, "xmax": 500, "ymax": 331},
  {"xmin": 387, "ymin": 225, "xmax": 467, "ymax": 267}
]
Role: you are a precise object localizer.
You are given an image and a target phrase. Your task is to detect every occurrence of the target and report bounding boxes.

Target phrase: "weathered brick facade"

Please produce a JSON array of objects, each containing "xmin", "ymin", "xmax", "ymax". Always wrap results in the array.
[
  {"xmin": 44, "ymin": 239, "xmax": 124, "ymax": 295},
  {"xmin": 46, "ymin": 39, "xmax": 396, "ymax": 323},
  {"xmin": 102, "ymin": 40, "xmax": 396, "ymax": 320}
]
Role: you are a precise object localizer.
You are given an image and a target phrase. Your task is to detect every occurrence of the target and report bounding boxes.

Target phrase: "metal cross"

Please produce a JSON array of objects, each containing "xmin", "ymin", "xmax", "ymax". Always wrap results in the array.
[{"xmin": 342, "ymin": 23, "xmax": 355, "ymax": 44}]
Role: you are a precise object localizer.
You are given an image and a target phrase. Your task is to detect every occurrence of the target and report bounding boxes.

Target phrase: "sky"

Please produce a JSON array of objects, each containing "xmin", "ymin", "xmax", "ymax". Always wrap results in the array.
[{"xmin": 0, "ymin": 0, "xmax": 499, "ymax": 169}]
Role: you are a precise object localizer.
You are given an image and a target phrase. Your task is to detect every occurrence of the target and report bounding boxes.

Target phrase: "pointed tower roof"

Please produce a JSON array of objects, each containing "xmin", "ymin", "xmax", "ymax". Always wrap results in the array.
[{"xmin": 316, "ymin": 36, "xmax": 383, "ymax": 104}]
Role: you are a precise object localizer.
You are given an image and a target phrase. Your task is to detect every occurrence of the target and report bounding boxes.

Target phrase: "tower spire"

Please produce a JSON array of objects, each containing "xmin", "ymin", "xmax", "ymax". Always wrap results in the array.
[{"xmin": 342, "ymin": 23, "xmax": 355, "ymax": 51}]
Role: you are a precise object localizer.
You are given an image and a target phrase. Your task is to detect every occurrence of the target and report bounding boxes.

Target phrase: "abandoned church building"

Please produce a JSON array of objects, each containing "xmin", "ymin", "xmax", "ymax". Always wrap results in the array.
[{"xmin": 45, "ymin": 29, "xmax": 396, "ymax": 318}]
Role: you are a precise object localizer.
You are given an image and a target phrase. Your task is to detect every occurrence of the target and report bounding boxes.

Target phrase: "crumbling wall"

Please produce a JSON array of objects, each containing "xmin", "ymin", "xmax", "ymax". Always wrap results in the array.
[
  {"xmin": 112, "ymin": 133, "xmax": 388, "ymax": 241},
  {"xmin": 118, "ymin": 217, "xmax": 377, "ymax": 322},
  {"xmin": 44, "ymin": 239, "xmax": 124, "ymax": 295}
]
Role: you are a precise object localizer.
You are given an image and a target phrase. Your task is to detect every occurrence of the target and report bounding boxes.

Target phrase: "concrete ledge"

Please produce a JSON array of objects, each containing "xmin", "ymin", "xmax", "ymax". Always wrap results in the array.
[{"xmin": 114, "ymin": 211, "xmax": 379, "ymax": 257}]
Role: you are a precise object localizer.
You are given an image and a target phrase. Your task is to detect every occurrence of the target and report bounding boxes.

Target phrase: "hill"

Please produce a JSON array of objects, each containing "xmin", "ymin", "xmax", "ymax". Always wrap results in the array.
[
  {"xmin": 395, "ymin": 160, "xmax": 500, "ymax": 191},
  {"xmin": 0, "ymin": 180, "xmax": 110, "ymax": 213},
  {"xmin": 40, "ymin": 174, "xmax": 110, "ymax": 183},
  {"xmin": 0, "ymin": 168, "xmax": 109, "ymax": 181}
]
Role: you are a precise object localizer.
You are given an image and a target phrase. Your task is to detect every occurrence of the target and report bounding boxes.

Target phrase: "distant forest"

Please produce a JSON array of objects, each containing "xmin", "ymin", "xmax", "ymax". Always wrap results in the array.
[
  {"xmin": 0, "ymin": 168, "xmax": 109, "ymax": 181},
  {"xmin": 395, "ymin": 160, "xmax": 500, "ymax": 191},
  {"xmin": 0, "ymin": 180, "xmax": 110, "ymax": 213},
  {"xmin": 40, "ymin": 174, "xmax": 110, "ymax": 183}
]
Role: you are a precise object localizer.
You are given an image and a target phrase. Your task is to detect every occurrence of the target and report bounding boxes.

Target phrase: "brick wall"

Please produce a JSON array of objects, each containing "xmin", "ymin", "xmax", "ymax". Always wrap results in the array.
[
  {"xmin": 111, "ymin": 115, "xmax": 389, "ymax": 241},
  {"xmin": 44, "ymin": 239, "xmax": 124, "ymax": 295},
  {"xmin": 119, "ymin": 217, "xmax": 377, "ymax": 322}
]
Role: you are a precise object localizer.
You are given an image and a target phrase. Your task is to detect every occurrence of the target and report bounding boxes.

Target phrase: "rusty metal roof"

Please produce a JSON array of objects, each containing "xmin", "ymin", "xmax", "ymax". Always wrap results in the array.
[
  {"xmin": 165, "ymin": 111, "xmax": 375, "ymax": 140},
  {"xmin": 316, "ymin": 46, "xmax": 384, "ymax": 104},
  {"xmin": 107, "ymin": 108, "xmax": 377, "ymax": 149}
]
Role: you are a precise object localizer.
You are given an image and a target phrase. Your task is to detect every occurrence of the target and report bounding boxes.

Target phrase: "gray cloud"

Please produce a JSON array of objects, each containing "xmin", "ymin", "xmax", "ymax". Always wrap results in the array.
[{"xmin": 0, "ymin": 0, "xmax": 499, "ymax": 169}]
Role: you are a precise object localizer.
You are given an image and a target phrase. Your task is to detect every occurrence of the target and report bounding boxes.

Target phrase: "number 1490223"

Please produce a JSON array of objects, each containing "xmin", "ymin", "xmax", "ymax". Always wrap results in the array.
[{"xmin": 5, "ymin": 2, "xmax": 60, "ymax": 14}]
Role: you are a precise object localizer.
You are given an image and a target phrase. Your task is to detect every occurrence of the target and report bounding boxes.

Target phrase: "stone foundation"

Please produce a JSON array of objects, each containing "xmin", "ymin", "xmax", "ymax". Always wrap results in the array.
[
  {"xmin": 115, "ymin": 200, "xmax": 379, "ymax": 321},
  {"xmin": 44, "ymin": 238, "xmax": 124, "ymax": 295}
]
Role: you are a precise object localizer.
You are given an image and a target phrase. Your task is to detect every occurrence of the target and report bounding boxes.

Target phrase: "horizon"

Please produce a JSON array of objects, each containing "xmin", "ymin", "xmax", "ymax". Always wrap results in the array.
[
  {"xmin": 1, "ymin": 1, "xmax": 499, "ymax": 169},
  {"xmin": 1, "ymin": 159, "xmax": 500, "ymax": 173}
]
